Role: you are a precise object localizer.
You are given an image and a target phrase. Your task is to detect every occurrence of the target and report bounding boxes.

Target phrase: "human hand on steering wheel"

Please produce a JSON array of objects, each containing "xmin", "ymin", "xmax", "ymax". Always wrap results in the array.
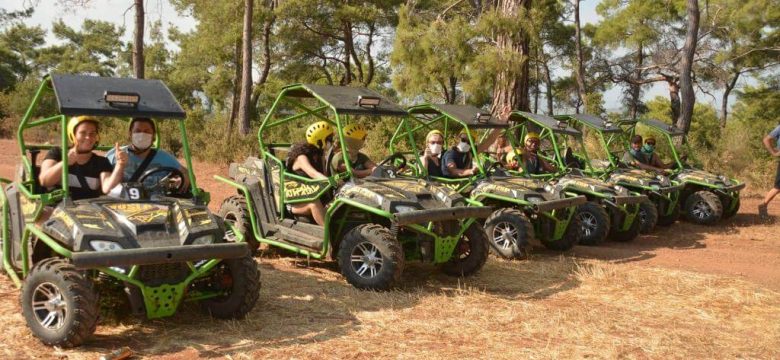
[
  {"xmin": 137, "ymin": 166, "xmax": 188, "ymax": 195},
  {"xmin": 371, "ymin": 153, "xmax": 408, "ymax": 178}
]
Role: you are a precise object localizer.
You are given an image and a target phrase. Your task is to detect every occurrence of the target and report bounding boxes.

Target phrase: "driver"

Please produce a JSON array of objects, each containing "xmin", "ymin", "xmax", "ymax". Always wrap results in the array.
[
  {"xmin": 106, "ymin": 117, "xmax": 189, "ymax": 189},
  {"xmin": 518, "ymin": 132, "xmax": 556, "ymax": 175},
  {"xmin": 622, "ymin": 135, "xmax": 669, "ymax": 173},
  {"xmin": 440, "ymin": 129, "xmax": 501, "ymax": 178},
  {"xmin": 419, "ymin": 130, "xmax": 444, "ymax": 177},
  {"xmin": 330, "ymin": 124, "xmax": 376, "ymax": 178},
  {"xmin": 39, "ymin": 116, "xmax": 127, "ymax": 200},
  {"xmin": 285, "ymin": 121, "xmax": 334, "ymax": 226}
]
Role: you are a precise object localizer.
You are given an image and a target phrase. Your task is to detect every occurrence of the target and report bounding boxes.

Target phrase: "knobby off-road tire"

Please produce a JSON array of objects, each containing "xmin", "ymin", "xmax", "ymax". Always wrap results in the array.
[
  {"xmin": 484, "ymin": 208, "xmax": 533, "ymax": 260},
  {"xmin": 656, "ymin": 202, "xmax": 681, "ymax": 226},
  {"xmin": 200, "ymin": 254, "xmax": 260, "ymax": 319},
  {"xmin": 218, "ymin": 195, "xmax": 260, "ymax": 253},
  {"xmin": 638, "ymin": 199, "xmax": 659, "ymax": 234},
  {"xmin": 539, "ymin": 210, "xmax": 582, "ymax": 251},
  {"xmin": 576, "ymin": 202, "xmax": 610, "ymax": 246},
  {"xmin": 684, "ymin": 190, "xmax": 723, "ymax": 225},
  {"xmin": 441, "ymin": 223, "xmax": 489, "ymax": 277},
  {"xmin": 722, "ymin": 197, "xmax": 741, "ymax": 219},
  {"xmin": 338, "ymin": 224, "xmax": 404, "ymax": 291},
  {"xmin": 609, "ymin": 208, "xmax": 642, "ymax": 242},
  {"xmin": 20, "ymin": 258, "xmax": 99, "ymax": 348}
]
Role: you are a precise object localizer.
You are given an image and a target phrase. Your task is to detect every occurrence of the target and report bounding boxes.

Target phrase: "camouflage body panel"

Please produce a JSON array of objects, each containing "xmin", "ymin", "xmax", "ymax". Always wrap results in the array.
[
  {"xmin": 674, "ymin": 169, "xmax": 738, "ymax": 188},
  {"xmin": 338, "ymin": 178, "xmax": 465, "ymax": 212},
  {"xmin": 608, "ymin": 169, "xmax": 672, "ymax": 189},
  {"xmin": 471, "ymin": 177, "xmax": 557, "ymax": 203},
  {"xmin": 556, "ymin": 174, "xmax": 628, "ymax": 198}
]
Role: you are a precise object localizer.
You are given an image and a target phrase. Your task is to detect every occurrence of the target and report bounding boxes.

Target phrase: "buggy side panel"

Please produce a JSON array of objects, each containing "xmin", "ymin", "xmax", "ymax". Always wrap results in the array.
[{"xmin": 4, "ymin": 184, "xmax": 27, "ymax": 270}]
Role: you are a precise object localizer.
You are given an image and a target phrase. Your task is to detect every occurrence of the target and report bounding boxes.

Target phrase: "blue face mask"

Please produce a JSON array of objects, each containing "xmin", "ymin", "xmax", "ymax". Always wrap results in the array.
[{"xmin": 642, "ymin": 144, "xmax": 655, "ymax": 153}]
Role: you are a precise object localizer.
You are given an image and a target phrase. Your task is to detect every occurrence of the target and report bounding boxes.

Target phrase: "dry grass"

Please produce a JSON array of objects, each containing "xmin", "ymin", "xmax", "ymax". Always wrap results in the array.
[{"xmin": 1, "ymin": 253, "xmax": 778, "ymax": 359}]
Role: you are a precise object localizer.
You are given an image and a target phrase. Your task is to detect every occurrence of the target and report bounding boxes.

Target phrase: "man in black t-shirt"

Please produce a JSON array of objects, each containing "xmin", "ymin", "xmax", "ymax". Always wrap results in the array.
[{"xmin": 39, "ymin": 116, "xmax": 127, "ymax": 200}]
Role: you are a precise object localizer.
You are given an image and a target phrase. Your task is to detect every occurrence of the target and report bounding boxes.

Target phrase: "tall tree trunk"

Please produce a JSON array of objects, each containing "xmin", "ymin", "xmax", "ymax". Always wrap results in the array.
[
  {"xmin": 669, "ymin": 80, "xmax": 680, "ymax": 122},
  {"xmin": 227, "ymin": 38, "xmax": 242, "ymax": 138},
  {"xmin": 720, "ymin": 72, "xmax": 739, "ymax": 128},
  {"xmin": 342, "ymin": 22, "xmax": 353, "ymax": 85},
  {"xmin": 573, "ymin": 0, "xmax": 587, "ymax": 113},
  {"xmin": 133, "ymin": 0, "xmax": 144, "ymax": 79},
  {"xmin": 364, "ymin": 24, "xmax": 376, "ymax": 86},
  {"xmin": 238, "ymin": 0, "xmax": 253, "ymax": 136},
  {"xmin": 543, "ymin": 59, "xmax": 553, "ymax": 115},
  {"xmin": 449, "ymin": 76, "xmax": 458, "ymax": 104},
  {"xmin": 629, "ymin": 43, "xmax": 644, "ymax": 120},
  {"xmin": 533, "ymin": 49, "xmax": 540, "ymax": 113},
  {"xmin": 676, "ymin": 0, "xmax": 700, "ymax": 135},
  {"xmin": 490, "ymin": 0, "xmax": 532, "ymax": 120}
]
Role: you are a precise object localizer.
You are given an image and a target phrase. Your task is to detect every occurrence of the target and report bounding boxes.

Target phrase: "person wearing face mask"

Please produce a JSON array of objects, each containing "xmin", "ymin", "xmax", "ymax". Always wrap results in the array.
[
  {"xmin": 106, "ymin": 117, "xmax": 189, "ymax": 189},
  {"xmin": 622, "ymin": 135, "xmax": 668, "ymax": 173},
  {"xmin": 39, "ymin": 116, "xmax": 127, "ymax": 200},
  {"xmin": 420, "ymin": 130, "xmax": 445, "ymax": 177},
  {"xmin": 330, "ymin": 124, "xmax": 376, "ymax": 178},
  {"xmin": 518, "ymin": 132, "xmax": 556, "ymax": 175}
]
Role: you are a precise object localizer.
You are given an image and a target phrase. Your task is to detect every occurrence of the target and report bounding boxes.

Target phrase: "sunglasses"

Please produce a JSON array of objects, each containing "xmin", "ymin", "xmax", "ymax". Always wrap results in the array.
[
  {"xmin": 428, "ymin": 141, "xmax": 443, "ymax": 145},
  {"xmin": 646, "ymin": 141, "xmax": 656, "ymax": 145}
]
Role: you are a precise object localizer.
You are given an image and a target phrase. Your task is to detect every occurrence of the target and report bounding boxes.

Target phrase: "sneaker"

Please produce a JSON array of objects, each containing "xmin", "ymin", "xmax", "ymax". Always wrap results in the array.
[{"xmin": 758, "ymin": 203, "xmax": 769, "ymax": 220}]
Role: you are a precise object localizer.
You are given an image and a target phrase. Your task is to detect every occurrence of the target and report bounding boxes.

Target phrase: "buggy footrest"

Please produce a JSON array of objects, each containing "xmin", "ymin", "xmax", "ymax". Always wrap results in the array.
[
  {"xmin": 394, "ymin": 206, "xmax": 493, "ymax": 226},
  {"xmin": 72, "ymin": 243, "xmax": 249, "ymax": 269},
  {"xmin": 534, "ymin": 196, "xmax": 587, "ymax": 213}
]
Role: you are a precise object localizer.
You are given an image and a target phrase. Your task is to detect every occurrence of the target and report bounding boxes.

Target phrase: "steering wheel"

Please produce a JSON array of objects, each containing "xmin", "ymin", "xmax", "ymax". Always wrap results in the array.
[
  {"xmin": 484, "ymin": 161, "xmax": 508, "ymax": 177},
  {"xmin": 137, "ymin": 166, "xmax": 188, "ymax": 195},
  {"xmin": 371, "ymin": 153, "xmax": 407, "ymax": 178}
]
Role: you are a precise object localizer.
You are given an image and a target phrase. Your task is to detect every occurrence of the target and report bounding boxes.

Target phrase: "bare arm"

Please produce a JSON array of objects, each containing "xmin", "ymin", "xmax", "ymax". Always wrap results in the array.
[
  {"xmin": 293, "ymin": 155, "xmax": 327, "ymax": 179},
  {"xmin": 39, "ymin": 159, "xmax": 65, "ymax": 187},
  {"xmin": 446, "ymin": 162, "xmax": 476, "ymax": 177},
  {"xmin": 764, "ymin": 135, "xmax": 780, "ymax": 156}
]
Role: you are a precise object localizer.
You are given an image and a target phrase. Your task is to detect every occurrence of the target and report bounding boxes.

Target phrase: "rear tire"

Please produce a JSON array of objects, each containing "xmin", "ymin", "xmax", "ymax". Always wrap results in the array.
[
  {"xmin": 441, "ymin": 223, "xmax": 489, "ymax": 277},
  {"xmin": 218, "ymin": 195, "xmax": 259, "ymax": 253},
  {"xmin": 338, "ymin": 224, "xmax": 404, "ymax": 291},
  {"xmin": 638, "ymin": 199, "xmax": 659, "ymax": 234},
  {"xmin": 684, "ymin": 190, "xmax": 723, "ymax": 225},
  {"xmin": 484, "ymin": 208, "xmax": 533, "ymax": 260},
  {"xmin": 722, "ymin": 197, "xmax": 740, "ymax": 219},
  {"xmin": 199, "ymin": 254, "xmax": 260, "ymax": 319},
  {"xmin": 539, "ymin": 210, "xmax": 582, "ymax": 251},
  {"xmin": 20, "ymin": 258, "xmax": 98, "ymax": 348},
  {"xmin": 576, "ymin": 202, "xmax": 610, "ymax": 246}
]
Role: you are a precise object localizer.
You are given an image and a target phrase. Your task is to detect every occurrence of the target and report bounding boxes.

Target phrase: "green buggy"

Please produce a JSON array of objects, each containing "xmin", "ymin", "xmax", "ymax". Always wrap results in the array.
[
  {"xmin": 1, "ymin": 74, "xmax": 259, "ymax": 347},
  {"xmin": 387, "ymin": 103, "xmax": 586, "ymax": 258},
  {"xmin": 216, "ymin": 84, "xmax": 493, "ymax": 291}
]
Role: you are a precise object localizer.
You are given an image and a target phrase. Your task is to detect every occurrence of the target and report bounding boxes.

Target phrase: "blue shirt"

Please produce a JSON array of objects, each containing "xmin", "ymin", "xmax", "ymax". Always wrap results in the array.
[
  {"xmin": 106, "ymin": 146, "xmax": 182, "ymax": 185},
  {"xmin": 769, "ymin": 125, "xmax": 780, "ymax": 150},
  {"xmin": 441, "ymin": 148, "xmax": 471, "ymax": 177}
]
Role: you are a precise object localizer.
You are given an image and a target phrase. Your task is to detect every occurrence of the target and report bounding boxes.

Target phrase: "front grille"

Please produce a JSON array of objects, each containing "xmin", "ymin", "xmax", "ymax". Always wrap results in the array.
[{"xmin": 137, "ymin": 263, "xmax": 189, "ymax": 286}]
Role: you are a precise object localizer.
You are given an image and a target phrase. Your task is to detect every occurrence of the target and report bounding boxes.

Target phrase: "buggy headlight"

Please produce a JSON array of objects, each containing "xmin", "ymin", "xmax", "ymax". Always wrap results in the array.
[
  {"xmin": 544, "ymin": 184, "xmax": 554, "ymax": 193},
  {"xmin": 526, "ymin": 196, "xmax": 544, "ymax": 203},
  {"xmin": 717, "ymin": 175, "xmax": 732, "ymax": 186},
  {"xmin": 394, "ymin": 205, "xmax": 417, "ymax": 214},
  {"xmin": 90, "ymin": 240, "xmax": 123, "ymax": 252},
  {"xmin": 614, "ymin": 185, "xmax": 624, "ymax": 192},
  {"xmin": 192, "ymin": 234, "xmax": 215, "ymax": 245}
]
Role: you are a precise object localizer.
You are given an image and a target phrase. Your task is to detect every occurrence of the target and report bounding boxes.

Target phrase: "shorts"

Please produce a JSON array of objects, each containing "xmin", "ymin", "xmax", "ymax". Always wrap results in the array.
[{"xmin": 775, "ymin": 161, "xmax": 780, "ymax": 189}]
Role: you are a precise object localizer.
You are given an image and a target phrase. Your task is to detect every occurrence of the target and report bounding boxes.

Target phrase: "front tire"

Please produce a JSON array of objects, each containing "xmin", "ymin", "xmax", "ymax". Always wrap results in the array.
[
  {"xmin": 441, "ymin": 223, "xmax": 489, "ymax": 277},
  {"xmin": 684, "ymin": 190, "xmax": 723, "ymax": 225},
  {"xmin": 199, "ymin": 254, "xmax": 260, "ymax": 319},
  {"xmin": 722, "ymin": 197, "xmax": 740, "ymax": 219},
  {"xmin": 338, "ymin": 224, "xmax": 404, "ymax": 291},
  {"xmin": 609, "ymin": 209, "xmax": 642, "ymax": 242},
  {"xmin": 484, "ymin": 208, "xmax": 533, "ymax": 259},
  {"xmin": 638, "ymin": 199, "xmax": 659, "ymax": 234},
  {"xmin": 539, "ymin": 210, "xmax": 582, "ymax": 251},
  {"xmin": 21, "ymin": 258, "xmax": 99, "ymax": 348},
  {"xmin": 576, "ymin": 202, "xmax": 610, "ymax": 246},
  {"xmin": 218, "ymin": 195, "xmax": 259, "ymax": 253}
]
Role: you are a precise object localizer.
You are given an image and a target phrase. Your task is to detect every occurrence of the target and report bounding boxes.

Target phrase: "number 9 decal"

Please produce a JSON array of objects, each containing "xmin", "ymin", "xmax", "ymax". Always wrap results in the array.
[{"xmin": 128, "ymin": 188, "xmax": 141, "ymax": 200}]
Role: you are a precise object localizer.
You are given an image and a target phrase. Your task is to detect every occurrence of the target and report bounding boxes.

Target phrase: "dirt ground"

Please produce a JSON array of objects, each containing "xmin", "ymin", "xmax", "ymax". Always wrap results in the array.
[{"xmin": 0, "ymin": 139, "xmax": 778, "ymax": 359}]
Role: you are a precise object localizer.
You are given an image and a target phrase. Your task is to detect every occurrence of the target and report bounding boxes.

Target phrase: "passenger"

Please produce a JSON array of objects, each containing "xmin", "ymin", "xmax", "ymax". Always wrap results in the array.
[
  {"xmin": 39, "ymin": 116, "xmax": 127, "ymax": 200},
  {"xmin": 419, "ymin": 130, "xmax": 444, "ymax": 177},
  {"xmin": 285, "ymin": 121, "xmax": 334, "ymax": 226},
  {"xmin": 441, "ymin": 131, "xmax": 479, "ymax": 178},
  {"xmin": 331, "ymin": 124, "xmax": 376, "ymax": 178},
  {"xmin": 505, "ymin": 148, "xmax": 523, "ymax": 171},
  {"xmin": 622, "ymin": 135, "xmax": 668, "ymax": 173},
  {"xmin": 106, "ymin": 117, "xmax": 189, "ymax": 188},
  {"xmin": 518, "ymin": 132, "xmax": 556, "ymax": 175},
  {"xmin": 487, "ymin": 133, "xmax": 513, "ymax": 164}
]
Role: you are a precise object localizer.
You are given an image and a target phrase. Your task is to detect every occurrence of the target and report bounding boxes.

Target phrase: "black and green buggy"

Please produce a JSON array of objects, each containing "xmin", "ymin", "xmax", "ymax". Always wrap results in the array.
[
  {"xmin": 559, "ymin": 114, "xmax": 684, "ymax": 232},
  {"xmin": 622, "ymin": 118, "xmax": 744, "ymax": 224},
  {"xmin": 507, "ymin": 111, "xmax": 647, "ymax": 246},
  {"xmin": 387, "ymin": 103, "xmax": 586, "ymax": 258},
  {"xmin": 0, "ymin": 74, "xmax": 260, "ymax": 347},
  {"xmin": 216, "ymin": 84, "xmax": 493, "ymax": 291}
]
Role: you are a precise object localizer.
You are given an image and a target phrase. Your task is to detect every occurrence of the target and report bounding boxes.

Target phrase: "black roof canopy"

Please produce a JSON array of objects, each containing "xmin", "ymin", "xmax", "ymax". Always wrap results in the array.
[
  {"xmin": 640, "ymin": 118, "xmax": 686, "ymax": 136},
  {"xmin": 50, "ymin": 74, "xmax": 186, "ymax": 118},
  {"xmin": 564, "ymin": 114, "xmax": 623, "ymax": 133},
  {"xmin": 509, "ymin": 111, "xmax": 581, "ymax": 136},
  {"xmin": 408, "ymin": 104, "xmax": 506, "ymax": 128},
  {"xmin": 283, "ymin": 83, "xmax": 407, "ymax": 117}
]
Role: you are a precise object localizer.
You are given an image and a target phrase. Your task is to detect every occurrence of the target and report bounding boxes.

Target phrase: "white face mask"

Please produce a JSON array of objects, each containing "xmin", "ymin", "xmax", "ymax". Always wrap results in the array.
[
  {"xmin": 132, "ymin": 132, "xmax": 153, "ymax": 150},
  {"xmin": 429, "ymin": 143, "xmax": 442, "ymax": 155},
  {"xmin": 457, "ymin": 141, "xmax": 470, "ymax": 153}
]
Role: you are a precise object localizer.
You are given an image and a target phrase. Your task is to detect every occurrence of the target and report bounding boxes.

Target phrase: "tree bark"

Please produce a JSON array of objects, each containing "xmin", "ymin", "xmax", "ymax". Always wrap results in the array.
[
  {"xmin": 573, "ymin": 0, "xmax": 587, "ymax": 113},
  {"xmin": 342, "ymin": 22, "xmax": 353, "ymax": 85},
  {"xmin": 719, "ymin": 72, "xmax": 739, "ymax": 128},
  {"xmin": 676, "ymin": 0, "xmax": 700, "ymax": 135},
  {"xmin": 669, "ymin": 80, "xmax": 680, "ymax": 122},
  {"xmin": 133, "ymin": 0, "xmax": 144, "ymax": 79},
  {"xmin": 543, "ymin": 59, "xmax": 553, "ymax": 115},
  {"xmin": 629, "ymin": 43, "xmax": 644, "ymax": 120},
  {"xmin": 228, "ymin": 38, "xmax": 242, "ymax": 138},
  {"xmin": 490, "ymin": 0, "xmax": 532, "ymax": 120},
  {"xmin": 238, "ymin": 0, "xmax": 254, "ymax": 136}
]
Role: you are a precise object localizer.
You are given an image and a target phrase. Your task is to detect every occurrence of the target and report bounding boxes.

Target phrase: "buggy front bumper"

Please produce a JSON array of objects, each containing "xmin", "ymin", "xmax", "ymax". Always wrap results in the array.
[
  {"xmin": 394, "ymin": 206, "xmax": 494, "ymax": 226},
  {"xmin": 72, "ymin": 243, "xmax": 249, "ymax": 269},
  {"xmin": 533, "ymin": 195, "xmax": 587, "ymax": 213},
  {"xmin": 611, "ymin": 195, "xmax": 647, "ymax": 206},
  {"xmin": 719, "ymin": 183, "xmax": 745, "ymax": 193}
]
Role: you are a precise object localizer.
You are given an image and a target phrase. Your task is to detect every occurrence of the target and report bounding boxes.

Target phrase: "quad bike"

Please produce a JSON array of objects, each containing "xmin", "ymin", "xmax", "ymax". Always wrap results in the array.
[
  {"xmin": 387, "ymin": 103, "xmax": 586, "ymax": 259},
  {"xmin": 621, "ymin": 118, "xmax": 744, "ymax": 224},
  {"xmin": 506, "ymin": 111, "xmax": 647, "ymax": 246},
  {"xmin": 560, "ymin": 114, "xmax": 684, "ymax": 232},
  {"xmin": 0, "ymin": 74, "xmax": 259, "ymax": 347},
  {"xmin": 217, "ymin": 84, "xmax": 493, "ymax": 291}
]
